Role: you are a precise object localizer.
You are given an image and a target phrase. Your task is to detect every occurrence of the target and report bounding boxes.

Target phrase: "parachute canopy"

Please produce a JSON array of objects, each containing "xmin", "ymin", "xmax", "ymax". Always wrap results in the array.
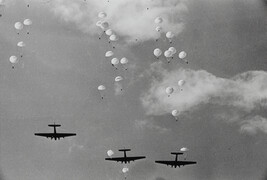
[
  {"xmin": 107, "ymin": 150, "xmax": 114, "ymax": 157},
  {"xmin": 178, "ymin": 51, "xmax": 187, "ymax": 59},
  {"xmin": 98, "ymin": 12, "xmax": 107, "ymax": 18},
  {"xmin": 168, "ymin": 47, "xmax": 176, "ymax": 55},
  {"xmin": 96, "ymin": 20, "xmax": 103, "ymax": 27},
  {"xmin": 166, "ymin": 31, "xmax": 174, "ymax": 39},
  {"xmin": 23, "ymin": 19, "xmax": 32, "ymax": 26},
  {"xmin": 120, "ymin": 57, "xmax": 128, "ymax": 64},
  {"xmin": 164, "ymin": 50, "xmax": 172, "ymax": 58},
  {"xmin": 109, "ymin": 34, "xmax": 118, "ymax": 41},
  {"xmin": 180, "ymin": 147, "xmax": 189, "ymax": 152},
  {"xmin": 105, "ymin": 51, "xmax": 114, "ymax": 57},
  {"xmin": 100, "ymin": 21, "xmax": 109, "ymax": 30},
  {"xmin": 105, "ymin": 29, "xmax": 113, "ymax": 36},
  {"xmin": 17, "ymin": 41, "xmax": 26, "ymax": 47},
  {"xmin": 155, "ymin": 26, "xmax": 162, "ymax": 32},
  {"xmin": 178, "ymin": 80, "xmax": 186, "ymax": 87},
  {"xmin": 122, "ymin": 167, "xmax": 129, "ymax": 173},
  {"xmin": 171, "ymin": 110, "xmax": 179, "ymax": 117},
  {"xmin": 9, "ymin": 56, "xmax": 18, "ymax": 64},
  {"xmin": 154, "ymin": 17, "xmax": 163, "ymax": 24},
  {"xmin": 115, "ymin": 76, "xmax": 123, "ymax": 82},
  {"xmin": 153, "ymin": 48, "xmax": 162, "ymax": 57},
  {"xmin": 165, "ymin": 87, "xmax": 174, "ymax": 95},
  {"xmin": 14, "ymin": 22, "xmax": 23, "ymax": 30},
  {"xmin": 111, "ymin": 58, "xmax": 119, "ymax": 65},
  {"xmin": 98, "ymin": 85, "xmax": 106, "ymax": 91}
]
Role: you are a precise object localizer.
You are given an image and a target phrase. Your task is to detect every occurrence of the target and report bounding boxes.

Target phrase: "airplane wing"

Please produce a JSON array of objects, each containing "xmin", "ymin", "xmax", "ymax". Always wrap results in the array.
[
  {"xmin": 155, "ymin": 160, "xmax": 196, "ymax": 166},
  {"xmin": 34, "ymin": 133, "xmax": 54, "ymax": 138},
  {"xmin": 105, "ymin": 156, "xmax": 145, "ymax": 162},
  {"xmin": 56, "ymin": 133, "xmax": 76, "ymax": 138}
]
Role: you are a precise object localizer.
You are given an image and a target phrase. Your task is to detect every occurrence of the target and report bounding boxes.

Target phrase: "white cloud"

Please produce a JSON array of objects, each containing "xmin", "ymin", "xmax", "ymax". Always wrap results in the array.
[
  {"xmin": 141, "ymin": 64, "xmax": 267, "ymax": 116},
  {"xmin": 240, "ymin": 116, "xmax": 267, "ymax": 135},
  {"xmin": 135, "ymin": 119, "xmax": 169, "ymax": 133},
  {"xmin": 50, "ymin": 0, "xmax": 187, "ymax": 42}
]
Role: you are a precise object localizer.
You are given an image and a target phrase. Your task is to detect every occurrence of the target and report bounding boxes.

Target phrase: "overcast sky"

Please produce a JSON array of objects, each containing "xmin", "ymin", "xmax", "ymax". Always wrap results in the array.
[{"xmin": 0, "ymin": 0, "xmax": 267, "ymax": 180}]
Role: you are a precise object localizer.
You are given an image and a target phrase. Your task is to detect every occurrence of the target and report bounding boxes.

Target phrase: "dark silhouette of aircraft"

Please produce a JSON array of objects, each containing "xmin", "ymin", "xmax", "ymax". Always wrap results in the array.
[
  {"xmin": 34, "ymin": 123, "xmax": 76, "ymax": 140},
  {"xmin": 105, "ymin": 148, "xmax": 146, "ymax": 164},
  {"xmin": 155, "ymin": 152, "xmax": 196, "ymax": 168}
]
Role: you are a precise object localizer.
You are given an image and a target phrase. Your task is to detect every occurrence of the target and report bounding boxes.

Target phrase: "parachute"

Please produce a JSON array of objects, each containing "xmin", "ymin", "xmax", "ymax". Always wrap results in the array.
[
  {"xmin": 105, "ymin": 29, "xmax": 113, "ymax": 36},
  {"xmin": 9, "ymin": 55, "xmax": 18, "ymax": 69},
  {"xmin": 17, "ymin": 41, "xmax": 26, "ymax": 57},
  {"xmin": 107, "ymin": 150, "xmax": 114, "ymax": 157},
  {"xmin": 100, "ymin": 21, "xmax": 109, "ymax": 30},
  {"xmin": 153, "ymin": 48, "xmax": 162, "ymax": 59},
  {"xmin": 180, "ymin": 147, "xmax": 189, "ymax": 152},
  {"xmin": 98, "ymin": 12, "xmax": 107, "ymax": 18},
  {"xmin": 105, "ymin": 51, "xmax": 114, "ymax": 58},
  {"xmin": 122, "ymin": 167, "xmax": 129, "ymax": 173},
  {"xmin": 155, "ymin": 26, "xmax": 162, "ymax": 32},
  {"xmin": 111, "ymin": 58, "xmax": 119, "ymax": 69},
  {"xmin": 168, "ymin": 47, "xmax": 176, "ymax": 56},
  {"xmin": 171, "ymin": 110, "xmax": 180, "ymax": 121},
  {"xmin": 98, "ymin": 85, "xmax": 106, "ymax": 99},
  {"xmin": 23, "ymin": 19, "xmax": 32, "ymax": 34},
  {"xmin": 154, "ymin": 17, "xmax": 163, "ymax": 24},
  {"xmin": 14, "ymin": 22, "xmax": 23, "ymax": 34},
  {"xmin": 178, "ymin": 80, "xmax": 186, "ymax": 90},
  {"xmin": 109, "ymin": 34, "xmax": 118, "ymax": 41},
  {"xmin": 96, "ymin": 20, "xmax": 103, "ymax": 27},
  {"xmin": 164, "ymin": 50, "xmax": 172, "ymax": 63},
  {"xmin": 120, "ymin": 57, "xmax": 129, "ymax": 70},
  {"xmin": 166, "ymin": 31, "xmax": 174, "ymax": 43},
  {"xmin": 178, "ymin": 51, "xmax": 187, "ymax": 59},
  {"xmin": 115, "ymin": 76, "xmax": 123, "ymax": 82},
  {"xmin": 165, "ymin": 87, "xmax": 174, "ymax": 97}
]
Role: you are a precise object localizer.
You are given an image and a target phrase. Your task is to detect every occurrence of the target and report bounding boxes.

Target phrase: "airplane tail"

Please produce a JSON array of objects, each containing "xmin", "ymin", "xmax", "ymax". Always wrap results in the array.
[
  {"xmin": 48, "ymin": 124, "xmax": 61, "ymax": 127},
  {"xmin": 171, "ymin": 152, "xmax": 183, "ymax": 155},
  {"xmin": 119, "ymin": 149, "xmax": 131, "ymax": 152}
]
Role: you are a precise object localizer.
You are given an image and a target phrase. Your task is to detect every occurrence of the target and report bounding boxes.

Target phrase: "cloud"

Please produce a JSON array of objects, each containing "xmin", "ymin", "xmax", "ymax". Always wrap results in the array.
[
  {"xmin": 141, "ymin": 64, "xmax": 267, "ymax": 116},
  {"xmin": 240, "ymin": 116, "xmax": 267, "ymax": 135},
  {"xmin": 50, "ymin": 0, "xmax": 187, "ymax": 42},
  {"xmin": 135, "ymin": 119, "xmax": 169, "ymax": 133}
]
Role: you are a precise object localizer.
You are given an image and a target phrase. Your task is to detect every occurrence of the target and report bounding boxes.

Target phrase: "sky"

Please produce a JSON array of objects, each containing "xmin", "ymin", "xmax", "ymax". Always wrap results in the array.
[{"xmin": 0, "ymin": 0, "xmax": 267, "ymax": 180}]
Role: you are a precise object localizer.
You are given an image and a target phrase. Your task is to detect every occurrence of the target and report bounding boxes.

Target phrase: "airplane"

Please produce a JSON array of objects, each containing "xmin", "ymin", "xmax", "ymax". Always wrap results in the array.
[
  {"xmin": 155, "ymin": 152, "xmax": 196, "ymax": 168},
  {"xmin": 34, "ymin": 123, "xmax": 76, "ymax": 140},
  {"xmin": 105, "ymin": 148, "xmax": 146, "ymax": 164}
]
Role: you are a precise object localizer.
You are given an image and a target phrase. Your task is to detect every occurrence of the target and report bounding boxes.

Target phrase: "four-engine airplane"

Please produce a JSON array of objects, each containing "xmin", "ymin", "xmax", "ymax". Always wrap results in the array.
[
  {"xmin": 155, "ymin": 152, "xmax": 196, "ymax": 168},
  {"xmin": 105, "ymin": 148, "xmax": 146, "ymax": 164},
  {"xmin": 34, "ymin": 123, "xmax": 76, "ymax": 140}
]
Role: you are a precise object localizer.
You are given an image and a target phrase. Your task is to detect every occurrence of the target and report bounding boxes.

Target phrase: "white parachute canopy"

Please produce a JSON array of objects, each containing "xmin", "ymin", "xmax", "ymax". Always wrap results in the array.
[
  {"xmin": 180, "ymin": 147, "xmax": 189, "ymax": 152},
  {"xmin": 122, "ymin": 167, "xmax": 129, "ymax": 173},
  {"xmin": 179, "ymin": 51, "xmax": 187, "ymax": 59},
  {"xmin": 23, "ymin": 19, "xmax": 32, "ymax": 26},
  {"xmin": 171, "ymin": 110, "xmax": 179, "ymax": 117},
  {"xmin": 155, "ymin": 26, "xmax": 162, "ymax": 32},
  {"xmin": 120, "ymin": 57, "xmax": 129, "ymax": 64},
  {"xmin": 178, "ymin": 80, "xmax": 186, "ymax": 87},
  {"xmin": 96, "ymin": 20, "xmax": 102, "ymax": 27},
  {"xmin": 98, "ymin": 12, "xmax": 107, "ymax": 18},
  {"xmin": 9, "ymin": 55, "xmax": 18, "ymax": 64},
  {"xmin": 105, "ymin": 51, "xmax": 114, "ymax": 57},
  {"xmin": 98, "ymin": 85, "xmax": 106, "ymax": 91},
  {"xmin": 107, "ymin": 150, "xmax": 114, "ymax": 157},
  {"xmin": 168, "ymin": 47, "xmax": 176, "ymax": 55},
  {"xmin": 17, "ymin": 41, "xmax": 26, "ymax": 47},
  {"xmin": 105, "ymin": 29, "xmax": 113, "ymax": 36},
  {"xmin": 154, "ymin": 17, "xmax": 163, "ymax": 24},
  {"xmin": 164, "ymin": 50, "xmax": 172, "ymax": 58},
  {"xmin": 111, "ymin": 58, "xmax": 119, "ymax": 65},
  {"xmin": 109, "ymin": 34, "xmax": 118, "ymax": 42},
  {"xmin": 115, "ymin": 76, "xmax": 123, "ymax": 82},
  {"xmin": 166, "ymin": 31, "xmax": 174, "ymax": 39},
  {"xmin": 100, "ymin": 21, "xmax": 109, "ymax": 30},
  {"xmin": 165, "ymin": 87, "xmax": 174, "ymax": 96},
  {"xmin": 153, "ymin": 48, "xmax": 162, "ymax": 58},
  {"xmin": 14, "ymin": 22, "xmax": 23, "ymax": 30}
]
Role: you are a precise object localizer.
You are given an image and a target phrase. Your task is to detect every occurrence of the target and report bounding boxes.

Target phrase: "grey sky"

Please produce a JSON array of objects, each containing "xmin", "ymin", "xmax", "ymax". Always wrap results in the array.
[{"xmin": 0, "ymin": 0, "xmax": 266, "ymax": 180}]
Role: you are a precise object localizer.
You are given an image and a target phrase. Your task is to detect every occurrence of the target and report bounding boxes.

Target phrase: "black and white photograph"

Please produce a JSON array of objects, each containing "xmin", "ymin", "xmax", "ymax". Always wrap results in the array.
[{"xmin": 0, "ymin": 0, "xmax": 266, "ymax": 179}]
